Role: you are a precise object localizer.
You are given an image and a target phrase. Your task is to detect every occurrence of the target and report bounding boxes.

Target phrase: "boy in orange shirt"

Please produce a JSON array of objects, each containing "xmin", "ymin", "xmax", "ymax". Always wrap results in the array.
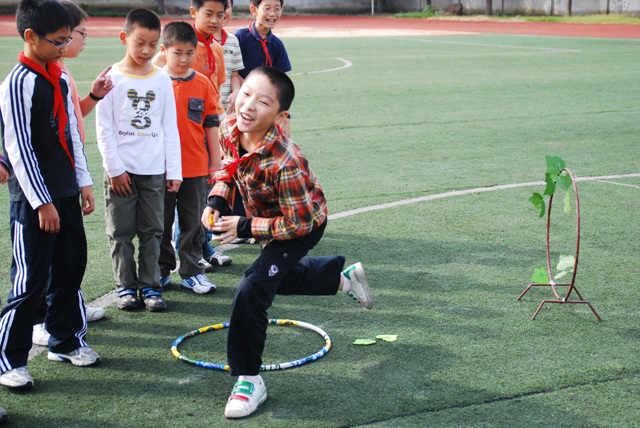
[{"xmin": 157, "ymin": 21, "xmax": 221, "ymax": 294}]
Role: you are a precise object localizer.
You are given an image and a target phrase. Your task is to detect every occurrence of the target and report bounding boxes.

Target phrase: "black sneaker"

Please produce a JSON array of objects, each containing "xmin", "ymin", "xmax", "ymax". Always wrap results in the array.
[
  {"xmin": 116, "ymin": 287, "xmax": 140, "ymax": 310},
  {"xmin": 139, "ymin": 287, "xmax": 166, "ymax": 312}
]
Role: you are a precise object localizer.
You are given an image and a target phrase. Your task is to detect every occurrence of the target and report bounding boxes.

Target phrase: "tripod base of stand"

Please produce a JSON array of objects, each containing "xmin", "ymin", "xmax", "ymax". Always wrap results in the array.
[{"xmin": 517, "ymin": 283, "xmax": 602, "ymax": 321}]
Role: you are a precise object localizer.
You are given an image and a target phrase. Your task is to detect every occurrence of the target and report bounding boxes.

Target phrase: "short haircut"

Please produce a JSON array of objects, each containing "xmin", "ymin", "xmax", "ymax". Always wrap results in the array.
[
  {"xmin": 251, "ymin": 0, "xmax": 283, "ymax": 6},
  {"xmin": 59, "ymin": 0, "xmax": 88, "ymax": 28},
  {"xmin": 191, "ymin": 0, "xmax": 229, "ymax": 11},
  {"xmin": 162, "ymin": 21, "xmax": 197, "ymax": 49},
  {"xmin": 124, "ymin": 8, "xmax": 161, "ymax": 35},
  {"xmin": 248, "ymin": 66, "xmax": 294, "ymax": 112},
  {"xmin": 16, "ymin": 0, "xmax": 73, "ymax": 40}
]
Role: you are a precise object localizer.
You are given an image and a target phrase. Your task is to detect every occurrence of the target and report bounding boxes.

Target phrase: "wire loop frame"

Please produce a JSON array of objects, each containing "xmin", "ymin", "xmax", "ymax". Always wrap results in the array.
[
  {"xmin": 517, "ymin": 169, "xmax": 601, "ymax": 321},
  {"xmin": 171, "ymin": 319, "xmax": 332, "ymax": 371}
]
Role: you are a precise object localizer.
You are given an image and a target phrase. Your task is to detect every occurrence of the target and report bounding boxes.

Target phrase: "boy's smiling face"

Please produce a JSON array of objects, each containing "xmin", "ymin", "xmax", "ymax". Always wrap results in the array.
[
  {"xmin": 235, "ymin": 72, "xmax": 288, "ymax": 136},
  {"xmin": 251, "ymin": 0, "xmax": 283, "ymax": 35},
  {"xmin": 191, "ymin": 1, "xmax": 226, "ymax": 37}
]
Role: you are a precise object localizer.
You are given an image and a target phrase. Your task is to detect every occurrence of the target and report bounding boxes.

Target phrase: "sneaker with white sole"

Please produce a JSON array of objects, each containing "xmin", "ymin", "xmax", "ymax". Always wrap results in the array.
[
  {"xmin": 207, "ymin": 253, "xmax": 232, "ymax": 266},
  {"xmin": 32, "ymin": 323, "xmax": 50, "ymax": 346},
  {"xmin": 343, "ymin": 262, "xmax": 373, "ymax": 310},
  {"xmin": 224, "ymin": 375, "xmax": 267, "ymax": 419},
  {"xmin": 85, "ymin": 306, "xmax": 106, "ymax": 322},
  {"xmin": 0, "ymin": 367, "xmax": 34, "ymax": 390},
  {"xmin": 200, "ymin": 258, "xmax": 214, "ymax": 273},
  {"xmin": 116, "ymin": 287, "xmax": 140, "ymax": 310},
  {"xmin": 180, "ymin": 274, "xmax": 216, "ymax": 294},
  {"xmin": 48, "ymin": 346, "xmax": 101, "ymax": 367}
]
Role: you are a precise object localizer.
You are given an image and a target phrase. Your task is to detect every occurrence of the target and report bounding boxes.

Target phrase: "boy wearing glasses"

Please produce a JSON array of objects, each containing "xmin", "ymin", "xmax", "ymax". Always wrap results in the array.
[{"xmin": 0, "ymin": 0, "xmax": 101, "ymax": 392}]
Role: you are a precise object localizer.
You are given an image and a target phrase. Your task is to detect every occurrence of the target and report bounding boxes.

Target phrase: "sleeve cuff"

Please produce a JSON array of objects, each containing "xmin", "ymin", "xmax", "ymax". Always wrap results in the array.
[
  {"xmin": 236, "ymin": 217, "xmax": 253, "ymax": 238},
  {"xmin": 206, "ymin": 195, "xmax": 231, "ymax": 215}
]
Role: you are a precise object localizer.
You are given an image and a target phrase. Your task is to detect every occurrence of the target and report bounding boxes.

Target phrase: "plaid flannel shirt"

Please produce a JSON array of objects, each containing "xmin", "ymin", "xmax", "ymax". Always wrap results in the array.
[{"xmin": 211, "ymin": 115, "xmax": 327, "ymax": 241}]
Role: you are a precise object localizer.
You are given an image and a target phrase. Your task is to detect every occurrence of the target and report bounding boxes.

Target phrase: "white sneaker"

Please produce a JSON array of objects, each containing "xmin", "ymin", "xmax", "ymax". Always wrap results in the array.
[
  {"xmin": 200, "ymin": 258, "xmax": 214, "ymax": 273},
  {"xmin": 179, "ymin": 274, "xmax": 216, "ymax": 294},
  {"xmin": 207, "ymin": 253, "xmax": 232, "ymax": 266},
  {"xmin": 32, "ymin": 323, "xmax": 50, "ymax": 346},
  {"xmin": 224, "ymin": 375, "xmax": 267, "ymax": 419},
  {"xmin": 85, "ymin": 306, "xmax": 106, "ymax": 322},
  {"xmin": 48, "ymin": 346, "xmax": 101, "ymax": 367},
  {"xmin": 0, "ymin": 366, "xmax": 34, "ymax": 390},
  {"xmin": 343, "ymin": 262, "xmax": 373, "ymax": 310}
]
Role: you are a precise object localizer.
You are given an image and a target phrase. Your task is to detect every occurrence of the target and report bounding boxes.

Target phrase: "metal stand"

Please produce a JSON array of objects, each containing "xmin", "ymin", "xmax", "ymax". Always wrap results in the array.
[{"xmin": 517, "ymin": 169, "xmax": 602, "ymax": 321}]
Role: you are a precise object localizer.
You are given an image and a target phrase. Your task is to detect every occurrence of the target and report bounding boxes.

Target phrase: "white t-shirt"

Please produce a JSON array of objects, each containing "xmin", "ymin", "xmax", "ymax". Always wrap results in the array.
[{"xmin": 96, "ymin": 65, "xmax": 181, "ymax": 180}]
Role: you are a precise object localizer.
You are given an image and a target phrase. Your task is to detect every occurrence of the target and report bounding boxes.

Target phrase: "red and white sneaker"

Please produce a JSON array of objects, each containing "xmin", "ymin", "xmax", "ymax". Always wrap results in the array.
[{"xmin": 224, "ymin": 375, "xmax": 267, "ymax": 419}]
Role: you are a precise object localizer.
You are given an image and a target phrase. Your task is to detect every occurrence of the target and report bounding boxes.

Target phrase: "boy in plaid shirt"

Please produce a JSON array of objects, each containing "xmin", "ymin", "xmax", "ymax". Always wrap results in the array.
[{"xmin": 201, "ymin": 66, "xmax": 373, "ymax": 419}]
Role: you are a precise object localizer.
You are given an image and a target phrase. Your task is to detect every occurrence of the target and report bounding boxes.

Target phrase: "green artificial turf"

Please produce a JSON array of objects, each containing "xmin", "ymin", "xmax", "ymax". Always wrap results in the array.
[{"xmin": 0, "ymin": 31, "xmax": 639, "ymax": 427}]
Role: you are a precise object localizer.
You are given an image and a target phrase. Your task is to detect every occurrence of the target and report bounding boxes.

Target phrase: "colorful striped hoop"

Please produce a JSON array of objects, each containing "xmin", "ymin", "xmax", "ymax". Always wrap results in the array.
[{"xmin": 171, "ymin": 319, "xmax": 332, "ymax": 371}]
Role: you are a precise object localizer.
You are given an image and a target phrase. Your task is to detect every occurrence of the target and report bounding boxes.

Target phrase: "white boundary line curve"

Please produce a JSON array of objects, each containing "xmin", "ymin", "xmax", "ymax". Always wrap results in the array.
[
  {"xmin": 328, "ymin": 173, "xmax": 640, "ymax": 220},
  {"xmin": 289, "ymin": 58, "xmax": 353, "ymax": 76}
]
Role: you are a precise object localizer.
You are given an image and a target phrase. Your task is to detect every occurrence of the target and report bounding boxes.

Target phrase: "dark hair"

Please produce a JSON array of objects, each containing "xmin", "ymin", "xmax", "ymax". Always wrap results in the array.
[
  {"xmin": 250, "ymin": 0, "xmax": 283, "ymax": 6},
  {"xmin": 162, "ymin": 21, "xmax": 197, "ymax": 49},
  {"xmin": 191, "ymin": 0, "xmax": 229, "ymax": 11},
  {"xmin": 247, "ymin": 66, "xmax": 294, "ymax": 112},
  {"xmin": 124, "ymin": 8, "xmax": 161, "ymax": 35},
  {"xmin": 16, "ymin": 0, "xmax": 73, "ymax": 40},
  {"xmin": 59, "ymin": 0, "xmax": 88, "ymax": 28}
]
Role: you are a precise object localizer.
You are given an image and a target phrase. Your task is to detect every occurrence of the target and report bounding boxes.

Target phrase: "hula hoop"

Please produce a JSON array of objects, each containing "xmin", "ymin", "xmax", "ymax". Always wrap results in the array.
[{"xmin": 171, "ymin": 319, "xmax": 331, "ymax": 371}]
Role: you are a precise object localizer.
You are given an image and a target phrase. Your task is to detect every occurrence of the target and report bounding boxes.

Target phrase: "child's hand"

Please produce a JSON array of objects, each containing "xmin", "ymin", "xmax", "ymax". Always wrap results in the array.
[
  {"xmin": 110, "ymin": 172, "xmax": 132, "ymax": 196},
  {"xmin": 80, "ymin": 186, "xmax": 95, "ymax": 216},
  {"xmin": 0, "ymin": 163, "xmax": 9, "ymax": 184},
  {"xmin": 225, "ymin": 90, "xmax": 239, "ymax": 115},
  {"xmin": 38, "ymin": 202, "xmax": 60, "ymax": 234},
  {"xmin": 166, "ymin": 180, "xmax": 181, "ymax": 193},
  {"xmin": 91, "ymin": 66, "xmax": 114, "ymax": 99},
  {"xmin": 201, "ymin": 206, "xmax": 220, "ymax": 231},
  {"xmin": 211, "ymin": 215, "xmax": 241, "ymax": 245}
]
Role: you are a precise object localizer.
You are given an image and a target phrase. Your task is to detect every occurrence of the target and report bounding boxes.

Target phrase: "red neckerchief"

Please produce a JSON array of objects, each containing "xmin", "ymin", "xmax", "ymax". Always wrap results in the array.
[
  {"xmin": 213, "ymin": 29, "xmax": 227, "ymax": 46},
  {"xmin": 194, "ymin": 25, "xmax": 216, "ymax": 72},
  {"xmin": 210, "ymin": 123, "xmax": 260, "ymax": 183},
  {"xmin": 248, "ymin": 24, "xmax": 272, "ymax": 67},
  {"xmin": 18, "ymin": 52, "xmax": 74, "ymax": 168}
]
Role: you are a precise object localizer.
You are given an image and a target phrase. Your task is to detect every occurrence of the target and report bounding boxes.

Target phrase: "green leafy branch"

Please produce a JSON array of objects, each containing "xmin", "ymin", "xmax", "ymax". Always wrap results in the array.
[{"xmin": 529, "ymin": 155, "xmax": 574, "ymax": 218}]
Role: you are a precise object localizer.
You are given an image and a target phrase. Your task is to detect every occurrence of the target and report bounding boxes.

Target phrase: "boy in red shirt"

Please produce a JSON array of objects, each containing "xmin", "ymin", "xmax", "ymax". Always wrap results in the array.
[{"xmin": 158, "ymin": 21, "xmax": 221, "ymax": 294}]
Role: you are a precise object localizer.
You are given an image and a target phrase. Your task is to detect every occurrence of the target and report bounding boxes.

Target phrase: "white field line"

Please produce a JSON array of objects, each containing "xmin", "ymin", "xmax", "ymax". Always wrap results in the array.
[
  {"xmin": 289, "ymin": 57, "xmax": 352, "ymax": 76},
  {"xmin": 398, "ymin": 37, "xmax": 583, "ymax": 53},
  {"xmin": 595, "ymin": 179, "xmax": 640, "ymax": 189},
  {"xmin": 28, "ymin": 172, "xmax": 640, "ymax": 360},
  {"xmin": 328, "ymin": 173, "xmax": 640, "ymax": 220}
]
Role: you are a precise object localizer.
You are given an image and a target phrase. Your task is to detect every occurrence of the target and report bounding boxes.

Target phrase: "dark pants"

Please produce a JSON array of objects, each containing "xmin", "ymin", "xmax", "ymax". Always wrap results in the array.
[
  {"xmin": 159, "ymin": 176, "xmax": 207, "ymax": 278},
  {"xmin": 227, "ymin": 220, "xmax": 344, "ymax": 376},
  {"xmin": 0, "ymin": 196, "xmax": 88, "ymax": 372}
]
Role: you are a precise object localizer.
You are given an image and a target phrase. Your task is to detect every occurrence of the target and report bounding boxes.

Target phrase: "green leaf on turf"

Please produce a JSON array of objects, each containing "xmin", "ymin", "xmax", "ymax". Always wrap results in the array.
[
  {"xmin": 555, "ymin": 173, "xmax": 573, "ymax": 192},
  {"xmin": 557, "ymin": 255, "xmax": 575, "ymax": 272},
  {"xmin": 532, "ymin": 267, "xmax": 549, "ymax": 284},
  {"xmin": 376, "ymin": 335, "xmax": 398, "ymax": 342},
  {"xmin": 530, "ymin": 192, "xmax": 545, "ymax": 218},
  {"xmin": 545, "ymin": 155, "xmax": 565, "ymax": 176},
  {"xmin": 543, "ymin": 172, "xmax": 556, "ymax": 196},
  {"xmin": 564, "ymin": 189, "xmax": 572, "ymax": 213},
  {"xmin": 353, "ymin": 339, "xmax": 377, "ymax": 345}
]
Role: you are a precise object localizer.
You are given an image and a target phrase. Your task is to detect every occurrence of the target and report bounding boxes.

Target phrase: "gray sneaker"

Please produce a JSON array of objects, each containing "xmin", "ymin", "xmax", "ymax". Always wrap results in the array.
[
  {"xmin": 0, "ymin": 367, "xmax": 34, "ymax": 390},
  {"xmin": 343, "ymin": 262, "xmax": 373, "ymax": 310},
  {"xmin": 32, "ymin": 323, "xmax": 50, "ymax": 346},
  {"xmin": 47, "ymin": 346, "xmax": 101, "ymax": 367}
]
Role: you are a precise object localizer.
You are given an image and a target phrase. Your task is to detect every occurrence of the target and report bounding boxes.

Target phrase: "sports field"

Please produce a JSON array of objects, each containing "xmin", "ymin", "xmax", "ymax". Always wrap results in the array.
[{"xmin": 1, "ymin": 16, "xmax": 640, "ymax": 427}]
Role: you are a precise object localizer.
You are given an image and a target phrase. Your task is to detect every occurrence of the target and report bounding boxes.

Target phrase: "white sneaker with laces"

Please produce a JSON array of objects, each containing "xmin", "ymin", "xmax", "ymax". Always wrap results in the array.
[
  {"xmin": 343, "ymin": 262, "xmax": 373, "ymax": 309},
  {"xmin": 224, "ymin": 375, "xmax": 267, "ymax": 419},
  {"xmin": 207, "ymin": 253, "xmax": 232, "ymax": 266},
  {"xmin": 48, "ymin": 346, "xmax": 101, "ymax": 367},
  {"xmin": 0, "ymin": 366, "xmax": 34, "ymax": 390},
  {"xmin": 85, "ymin": 306, "xmax": 106, "ymax": 322},
  {"xmin": 32, "ymin": 323, "xmax": 50, "ymax": 346},
  {"xmin": 180, "ymin": 274, "xmax": 216, "ymax": 294}
]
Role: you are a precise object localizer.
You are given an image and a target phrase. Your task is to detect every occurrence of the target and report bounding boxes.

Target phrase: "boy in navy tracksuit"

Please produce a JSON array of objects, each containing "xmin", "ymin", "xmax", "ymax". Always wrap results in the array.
[{"xmin": 0, "ymin": 0, "xmax": 101, "ymax": 392}]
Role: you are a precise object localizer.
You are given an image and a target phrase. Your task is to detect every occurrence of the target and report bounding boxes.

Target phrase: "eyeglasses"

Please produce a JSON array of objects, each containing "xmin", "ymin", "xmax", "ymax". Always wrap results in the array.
[
  {"xmin": 34, "ymin": 31, "xmax": 74, "ymax": 48},
  {"xmin": 74, "ymin": 30, "xmax": 88, "ymax": 39}
]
